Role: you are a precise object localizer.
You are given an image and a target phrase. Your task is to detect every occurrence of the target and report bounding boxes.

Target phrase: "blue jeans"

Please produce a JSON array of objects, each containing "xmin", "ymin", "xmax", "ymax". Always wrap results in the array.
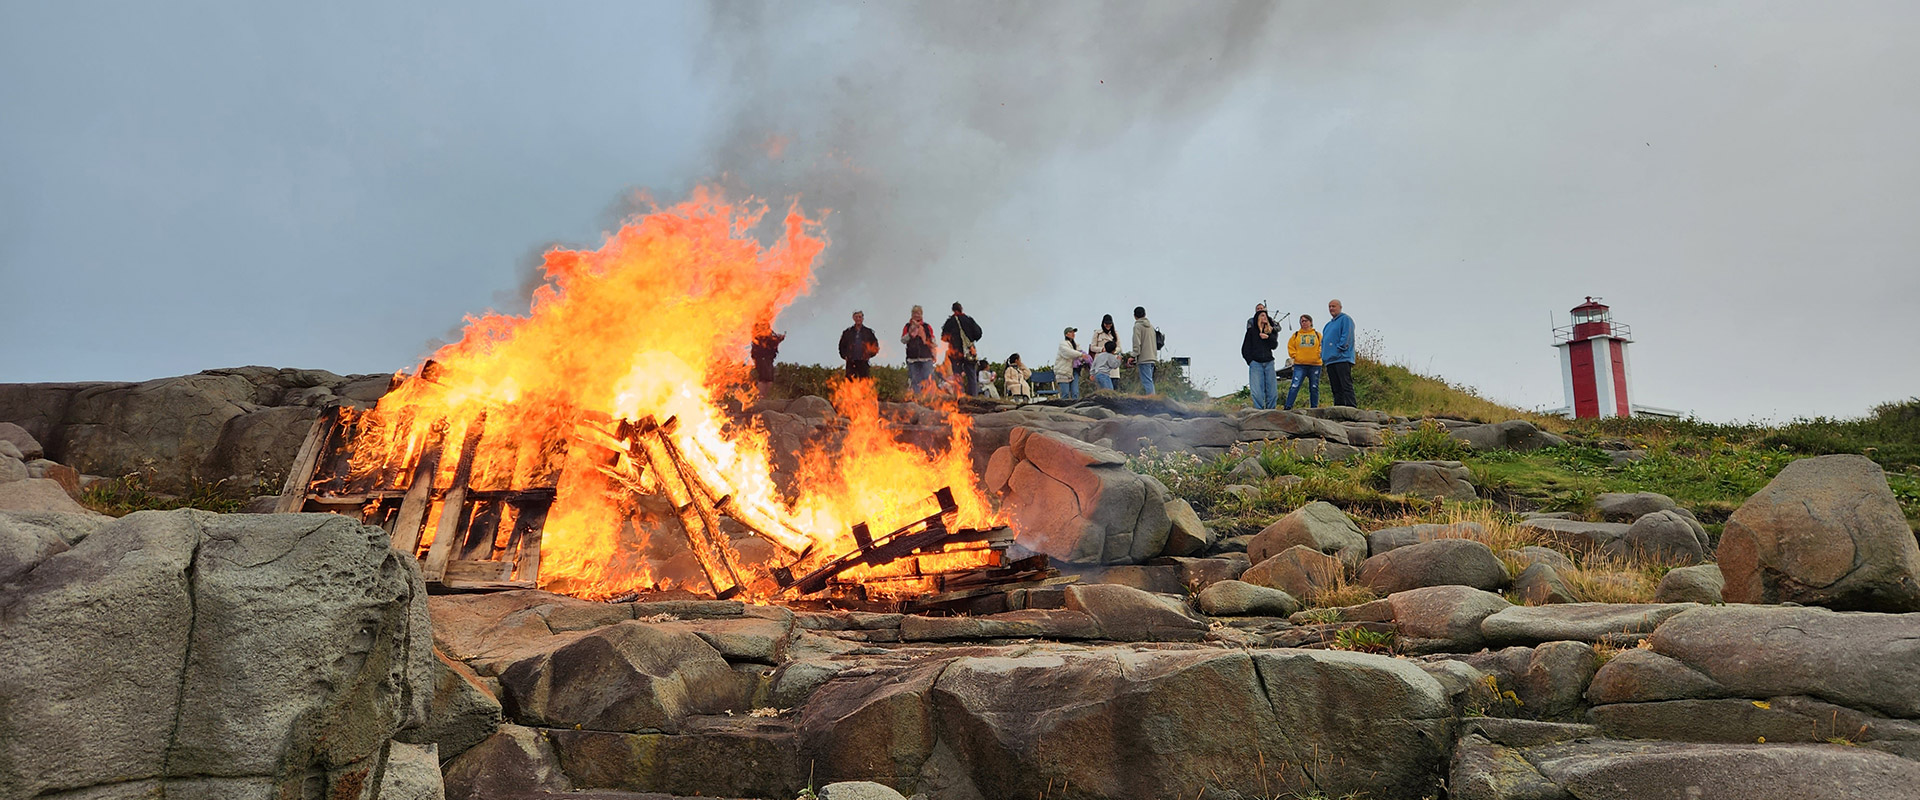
[
  {"xmin": 1285, "ymin": 364, "xmax": 1321, "ymax": 409},
  {"xmin": 1094, "ymin": 373, "xmax": 1115, "ymax": 390},
  {"xmin": 1138, "ymin": 361, "xmax": 1156, "ymax": 395},
  {"xmin": 1249, "ymin": 361, "xmax": 1277, "ymax": 409},
  {"xmin": 907, "ymin": 360, "xmax": 936, "ymax": 394},
  {"xmin": 1058, "ymin": 368, "xmax": 1080, "ymax": 399}
]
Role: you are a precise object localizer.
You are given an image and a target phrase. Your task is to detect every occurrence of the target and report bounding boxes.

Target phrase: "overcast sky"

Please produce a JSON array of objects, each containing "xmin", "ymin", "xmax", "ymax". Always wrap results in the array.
[{"xmin": 4, "ymin": 1, "xmax": 1916, "ymax": 422}]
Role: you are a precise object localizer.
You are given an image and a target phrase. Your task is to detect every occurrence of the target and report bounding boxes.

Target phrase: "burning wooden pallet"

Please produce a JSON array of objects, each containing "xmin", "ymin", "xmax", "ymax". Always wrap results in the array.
[{"xmin": 281, "ymin": 401, "xmax": 1051, "ymax": 601}]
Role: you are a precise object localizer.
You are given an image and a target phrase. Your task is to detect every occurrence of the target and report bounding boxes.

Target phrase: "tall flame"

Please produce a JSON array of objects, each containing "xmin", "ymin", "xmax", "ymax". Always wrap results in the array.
[{"xmin": 355, "ymin": 188, "xmax": 999, "ymax": 597}]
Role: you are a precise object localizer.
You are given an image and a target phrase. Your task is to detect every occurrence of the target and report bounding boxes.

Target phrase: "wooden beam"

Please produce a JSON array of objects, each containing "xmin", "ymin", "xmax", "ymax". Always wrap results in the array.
[
  {"xmin": 387, "ymin": 419, "xmax": 448, "ymax": 556},
  {"xmin": 273, "ymin": 406, "xmax": 339, "ymax": 513},
  {"xmin": 421, "ymin": 413, "xmax": 487, "ymax": 583},
  {"xmin": 632, "ymin": 417, "xmax": 742, "ymax": 599}
]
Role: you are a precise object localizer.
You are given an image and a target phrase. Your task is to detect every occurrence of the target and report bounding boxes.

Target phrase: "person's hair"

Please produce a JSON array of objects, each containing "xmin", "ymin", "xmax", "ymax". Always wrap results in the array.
[
  {"xmin": 853, "ymin": 310, "xmax": 863, "ymax": 317},
  {"xmin": 951, "ymin": 301, "xmax": 963, "ymax": 312},
  {"xmin": 1257, "ymin": 311, "xmax": 1273, "ymax": 333},
  {"xmin": 1301, "ymin": 314, "xmax": 1313, "ymax": 323},
  {"xmin": 1101, "ymin": 314, "xmax": 1116, "ymax": 332},
  {"xmin": 1104, "ymin": 340, "xmax": 1117, "ymax": 353},
  {"xmin": 911, "ymin": 305, "xmax": 922, "ymax": 314},
  {"xmin": 1008, "ymin": 353, "xmax": 1021, "ymax": 364},
  {"xmin": 1133, "ymin": 306, "xmax": 1145, "ymax": 318}
]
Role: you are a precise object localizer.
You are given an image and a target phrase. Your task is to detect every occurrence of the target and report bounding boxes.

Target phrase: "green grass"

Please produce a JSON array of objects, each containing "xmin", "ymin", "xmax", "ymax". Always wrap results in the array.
[
  {"xmin": 1349, "ymin": 356, "xmax": 1567, "ymax": 430},
  {"xmin": 80, "ymin": 473, "xmax": 250, "ymax": 517}
]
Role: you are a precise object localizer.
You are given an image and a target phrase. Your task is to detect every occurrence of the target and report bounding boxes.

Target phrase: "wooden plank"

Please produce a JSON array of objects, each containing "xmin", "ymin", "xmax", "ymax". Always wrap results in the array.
[
  {"xmin": 442, "ymin": 558, "xmax": 512, "ymax": 584},
  {"xmin": 273, "ymin": 406, "xmax": 338, "ymax": 513},
  {"xmin": 421, "ymin": 413, "xmax": 488, "ymax": 582},
  {"xmin": 458, "ymin": 500, "xmax": 504, "ymax": 561},
  {"xmin": 632, "ymin": 417, "xmax": 741, "ymax": 599},
  {"xmin": 511, "ymin": 500, "xmax": 548, "ymax": 584},
  {"xmin": 387, "ymin": 420, "xmax": 448, "ymax": 556}
]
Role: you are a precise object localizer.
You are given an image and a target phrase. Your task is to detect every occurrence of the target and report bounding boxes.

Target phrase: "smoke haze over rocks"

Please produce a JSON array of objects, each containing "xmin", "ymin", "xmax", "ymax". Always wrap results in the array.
[{"xmin": 2, "ymin": 1, "xmax": 1916, "ymax": 421}]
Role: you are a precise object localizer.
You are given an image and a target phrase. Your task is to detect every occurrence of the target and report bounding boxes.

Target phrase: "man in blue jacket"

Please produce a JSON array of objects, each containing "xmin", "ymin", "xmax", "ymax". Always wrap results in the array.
[{"xmin": 1321, "ymin": 299, "xmax": 1358, "ymax": 407}]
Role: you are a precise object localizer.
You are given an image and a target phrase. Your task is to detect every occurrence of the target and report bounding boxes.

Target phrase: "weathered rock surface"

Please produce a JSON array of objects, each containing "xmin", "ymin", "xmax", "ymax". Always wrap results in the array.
[
  {"xmin": 1240, "ymin": 544, "xmax": 1345, "ymax": 600},
  {"xmin": 1585, "ymin": 647, "xmax": 1730, "ymax": 705},
  {"xmin": 1521, "ymin": 739, "xmax": 1920, "ymax": 799},
  {"xmin": 1654, "ymin": 563, "xmax": 1725, "ymax": 604},
  {"xmin": 1369, "ymin": 521, "xmax": 1486, "ymax": 556},
  {"xmin": 1359, "ymin": 538, "xmax": 1509, "ymax": 595},
  {"xmin": 1387, "ymin": 585, "xmax": 1511, "ymax": 652},
  {"xmin": 1001, "ymin": 429, "xmax": 1172, "ymax": 565},
  {"xmin": 1717, "ymin": 454, "xmax": 1920, "ymax": 611},
  {"xmin": 1518, "ymin": 518, "xmax": 1631, "ymax": 556},
  {"xmin": 1450, "ymin": 420, "xmax": 1566, "ymax": 452},
  {"xmin": 1620, "ymin": 509, "xmax": 1708, "ymax": 565},
  {"xmin": 1511, "ymin": 562, "xmax": 1576, "ymax": 605},
  {"xmin": 1247, "ymin": 501, "xmax": 1368, "ymax": 568},
  {"xmin": 0, "ymin": 477, "xmax": 97, "ymax": 515},
  {"xmin": 1651, "ymin": 605, "xmax": 1920, "ymax": 718},
  {"xmin": 0, "ymin": 509, "xmax": 431, "ymax": 800},
  {"xmin": 1482, "ymin": 603, "xmax": 1700, "ymax": 647},
  {"xmin": 1596, "ymin": 491, "xmax": 1679, "ymax": 522},
  {"xmin": 1196, "ymin": 579, "xmax": 1301, "ymax": 617},
  {"xmin": 497, "ymin": 620, "xmax": 743, "ymax": 734},
  {"xmin": 1390, "ymin": 460, "xmax": 1477, "ymax": 501}
]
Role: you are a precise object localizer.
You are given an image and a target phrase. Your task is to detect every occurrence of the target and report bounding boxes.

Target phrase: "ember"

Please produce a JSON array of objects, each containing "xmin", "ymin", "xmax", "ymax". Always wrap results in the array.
[{"xmin": 276, "ymin": 190, "xmax": 1012, "ymax": 602}]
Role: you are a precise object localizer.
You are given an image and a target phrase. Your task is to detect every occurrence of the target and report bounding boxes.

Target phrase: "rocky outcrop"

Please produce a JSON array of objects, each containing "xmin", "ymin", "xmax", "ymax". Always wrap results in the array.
[
  {"xmin": 1449, "ymin": 420, "xmax": 1566, "ymax": 452},
  {"xmin": 0, "ymin": 509, "xmax": 433, "ymax": 799},
  {"xmin": 1655, "ymin": 563, "xmax": 1725, "ymax": 604},
  {"xmin": 993, "ymin": 428, "xmax": 1172, "ymax": 565},
  {"xmin": 1359, "ymin": 538, "xmax": 1509, "ymax": 595},
  {"xmin": 1248, "ymin": 501, "xmax": 1369, "ymax": 568},
  {"xmin": 1717, "ymin": 454, "xmax": 1920, "ymax": 611}
]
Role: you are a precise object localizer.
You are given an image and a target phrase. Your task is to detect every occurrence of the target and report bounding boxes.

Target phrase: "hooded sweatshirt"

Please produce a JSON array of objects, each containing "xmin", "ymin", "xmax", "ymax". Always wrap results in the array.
[
  {"xmin": 1320, "ymin": 313, "xmax": 1355, "ymax": 365},
  {"xmin": 1289, "ymin": 329, "xmax": 1323, "ymax": 366},
  {"xmin": 1241, "ymin": 318, "xmax": 1279, "ymax": 364}
]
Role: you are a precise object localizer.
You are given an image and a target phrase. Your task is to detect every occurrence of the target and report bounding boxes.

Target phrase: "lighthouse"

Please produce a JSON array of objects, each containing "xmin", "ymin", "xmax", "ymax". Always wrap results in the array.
[{"xmin": 1552, "ymin": 297, "xmax": 1635, "ymax": 419}]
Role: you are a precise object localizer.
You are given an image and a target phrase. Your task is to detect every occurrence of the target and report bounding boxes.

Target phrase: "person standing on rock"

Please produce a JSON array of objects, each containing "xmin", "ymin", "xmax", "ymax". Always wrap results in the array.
[
  {"xmin": 941, "ymin": 301, "xmax": 985, "ymax": 396},
  {"xmin": 750, "ymin": 319, "xmax": 784, "ymax": 396},
  {"xmin": 1286, "ymin": 313, "xmax": 1323, "ymax": 409},
  {"xmin": 1092, "ymin": 340, "xmax": 1122, "ymax": 391},
  {"xmin": 1054, "ymin": 327, "xmax": 1082, "ymax": 400},
  {"xmin": 901, "ymin": 305, "xmax": 938, "ymax": 395},
  {"xmin": 837, "ymin": 310, "xmax": 880, "ymax": 380},
  {"xmin": 1131, "ymin": 306, "xmax": 1159, "ymax": 395},
  {"xmin": 1242, "ymin": 305, "xmax": 1280, "ymax": 409},
  {"xmin": 1322, "ymin": 299, "xmax": 1357, "ymax": 407}
]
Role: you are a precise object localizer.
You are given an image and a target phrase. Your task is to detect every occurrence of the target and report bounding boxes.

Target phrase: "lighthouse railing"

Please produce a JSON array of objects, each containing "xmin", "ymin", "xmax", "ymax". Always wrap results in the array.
[{"xmin": 1552, "ymin": 321, "xmax": 1631, "ymax": 345}]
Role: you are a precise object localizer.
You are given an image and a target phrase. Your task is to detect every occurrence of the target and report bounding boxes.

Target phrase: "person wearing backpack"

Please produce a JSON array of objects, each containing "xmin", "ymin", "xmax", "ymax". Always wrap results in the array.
[
  {"xmin": 1130, "ymin": 306, "xmax": 1160, "ymax": 395},
  {"xmin": 941, "ymin": 301, "xmax": 985, "ymax": 396},
  {"xmin": 1286, "ymin": 313, "xmax": 1323, "ymax": 409},
  {"xmin": 1241, "ymin": 305, "xmax": 1280, "ymax": 409}
]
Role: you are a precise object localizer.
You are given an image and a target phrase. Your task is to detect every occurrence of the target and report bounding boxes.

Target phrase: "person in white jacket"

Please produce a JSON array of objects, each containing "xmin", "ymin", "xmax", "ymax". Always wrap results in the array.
[{"xmin": 1054, "ymin": 327, "xmax": 1082, "ymax": 400}]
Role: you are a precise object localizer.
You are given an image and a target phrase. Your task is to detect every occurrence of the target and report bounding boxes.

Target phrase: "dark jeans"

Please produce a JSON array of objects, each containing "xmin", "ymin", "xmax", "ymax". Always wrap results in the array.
[
  {"xmin": 1326, "ymin": 361, "xmax": 1356, "ymax": 407},
  {"xmin": 952, "ymin": 358, "xmax": 978, "ymax": 395},
  {"xmin": 845, "ymin": 360, "xmax": 870, "ymax": 379}
]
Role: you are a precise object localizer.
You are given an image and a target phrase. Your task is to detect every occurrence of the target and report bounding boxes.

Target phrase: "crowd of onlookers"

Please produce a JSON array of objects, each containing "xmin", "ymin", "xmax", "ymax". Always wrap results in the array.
[{"xmin": 749, "ymin": 298, "xmax": 1359, "ymax": 408}]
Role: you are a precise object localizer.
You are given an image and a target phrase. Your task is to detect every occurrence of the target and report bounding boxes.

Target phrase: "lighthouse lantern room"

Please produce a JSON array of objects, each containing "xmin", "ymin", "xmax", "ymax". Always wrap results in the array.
[{"xmin": 1552, "ymin": 297, "xmax": 1635, "ymax": 418}]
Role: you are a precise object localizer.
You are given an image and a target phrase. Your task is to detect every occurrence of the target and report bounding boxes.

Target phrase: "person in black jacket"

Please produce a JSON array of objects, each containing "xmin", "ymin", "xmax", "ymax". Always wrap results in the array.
[
  {"xmin": 941, "ymin": 301, "xmax": 984, "ymax": 396},
  {"xmin": 1241, "ymin": 305, "xmax": 1280, "ymax": 409},
  {"xmin": 750, "ymin": 319, "xmax": 784, "ymax": 394},
  {"xmin": 837, "ymin": 310, "xmax": 880, "ymax": 379}
]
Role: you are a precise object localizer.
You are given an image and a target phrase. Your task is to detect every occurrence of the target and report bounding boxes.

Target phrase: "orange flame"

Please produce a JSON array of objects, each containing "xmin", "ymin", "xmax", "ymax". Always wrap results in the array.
[{"xmin": 353, "ymin": 188, "xmax": 1000, "ymax": 598}]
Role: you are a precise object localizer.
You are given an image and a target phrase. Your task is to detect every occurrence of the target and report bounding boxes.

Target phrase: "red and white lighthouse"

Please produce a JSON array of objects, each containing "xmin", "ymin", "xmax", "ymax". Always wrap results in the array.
[{"xmin": 1552, "ymin": 297, "xmax": 1635, "ymax": 419}]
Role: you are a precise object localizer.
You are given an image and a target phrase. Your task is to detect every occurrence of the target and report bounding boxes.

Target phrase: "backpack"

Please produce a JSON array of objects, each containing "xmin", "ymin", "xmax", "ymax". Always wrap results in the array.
[{"xmin": 1154, "ymin": 328, "xmax": 1166, "ymax": 350}]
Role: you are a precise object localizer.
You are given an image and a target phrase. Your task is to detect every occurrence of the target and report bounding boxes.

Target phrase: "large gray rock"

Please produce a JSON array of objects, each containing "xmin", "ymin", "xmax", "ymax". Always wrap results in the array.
[
  {"xmin": 1511, "ymin": 562, "xmax": 1576, "ymax": 605},
  {"xmin": 1651, "ymin": 605, "xmax": 1920, "ymax": 718},
  {"xmin": 1585, "ymin": 647, "xmax": 1729, "ymax": 705},
  {"xmin": 55, "ymin": 372, "xmax": 264, "ymax": 492},
  {"xmin": 1619, "ymin": 509, "xmax": 1707, "ymax": 565},
  {"xmin": 1062, "ymin": 583, "xmax": 1207, "ymax": 641},
  {"xmin": 0, "ymin": 510, "xmax": 431, "ymax": 799},
  {"xmin": 1482, "ymin": 603, "xmax": 1700, "ymax": 647},
  {"xmin": 1450, "ymin": 420, "xmax": 1566, "ymax": 452},
  {"xmin": 0, "ymin": 511, "xmax": 103, "ymax": 585},
  {"xmin": 1449, "ymin": 734, "xmax": 1567, "ymax": 800},
  {"xmin": 1241, "ymin": 544, "xmax": 1346, "ymax": 600},
  {"xmin": 1369, "ymin": 521, "xmax": 1487, "ymax": 556},
  {"xmin": 0, "ymin": 421, "xmax": 46, "ymax": 460},
  {"xmin": 1247, "ymin": 501, "xmax": 1368, "ymax": 568},
  {"xmin": 1521, "ymin": 739, "xmax": 1920, "ymax": 799},
  {"xmin": 1585, "ymin": 696, "xmax": 1920, "ymax": 746},
  {"xmin": 1390, "ymin": 460, "xmax": 1476, "ymax": 501},
  {"xmin": 202, "ymin": 404, "xmax": 321, "ymax": 493},
  {"xmin": 1655, "ymin": 564, "xmax": 1725, "ymax": 604},
  {"xmin": 1359, "ymin": 538, "xmax": 1509, "ymax": 595},
  {"xmin": 1160, "ymin": 497, "xmax": 1212, "ymax": 557},
  {"xmin": 379, "ymin": 742, "xmax": 445, "ymax": 800},
  {"xmin": 1387, "ymin": 585, "xmax": 1512, "ymax": 652},
  {"xmin": 1005, "ymin": 429, "xmax": 1171, "ymax": 565},
  {"xmin": 1196, "ymin": 579, "xmax": 1302, "ymax": 617},
  {"xmin": 1515, "ymin": 640, "xmax": 1600, "ymax": 720},
  {"xmin": 497, "ymin": 620, "xmax": 743, "ymax": 733},
  {"xmin": 1596, "ymin": 491, "xmax": 1680, "ymax": 522},
  {"xmin": 397, "ymin": 650, "xmax": 504, "ymax": 762},
  {"xmin": 1518, "ymin": 518, "xmax": 1631, "ymax": 555},
  {"xmin": 442, "ymin": 724, "xmax": 572, "ymax": 800},
  {"xmin": 921, "ymin": 647, "xmax": 1451, "ymax": 800},
  {"xmin": 1717, "ymin": 454, "xmax": 1920, "ymax": 611},
  {"xmin": 0, "ymin": 477, "xmax": 97, "ymax": 515}
]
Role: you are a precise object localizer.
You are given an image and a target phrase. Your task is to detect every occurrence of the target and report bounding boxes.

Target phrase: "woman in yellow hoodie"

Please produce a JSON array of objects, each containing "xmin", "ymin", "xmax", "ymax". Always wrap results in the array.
[{"xmin": 1285, "ymin": 314, "xmax": 1323, "ymax": 410}]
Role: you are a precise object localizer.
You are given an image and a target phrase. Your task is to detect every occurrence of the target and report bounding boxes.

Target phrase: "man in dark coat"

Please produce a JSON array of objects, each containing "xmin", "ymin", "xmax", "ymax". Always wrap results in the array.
[
  {"xmin": 750, "ymin": 320, "xmax": 784, "ymax": 393},
  {"xmin": 838, "ymin": 310, "xmax": 881, "ymax": 379},
  {"xmin": 940, "ymin": 301, "xmax": 984, "ymax": 396}
]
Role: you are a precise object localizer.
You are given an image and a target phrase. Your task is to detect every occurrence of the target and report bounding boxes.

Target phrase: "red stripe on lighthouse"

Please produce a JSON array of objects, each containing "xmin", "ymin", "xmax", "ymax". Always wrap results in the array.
[
  {"xmin": 1609, "ymin": 339, "xmax": 1630, "ymax": 417},
  {"xmin": 1570, "ymin": 340, "xmax": 1598, "ymax": 418}
]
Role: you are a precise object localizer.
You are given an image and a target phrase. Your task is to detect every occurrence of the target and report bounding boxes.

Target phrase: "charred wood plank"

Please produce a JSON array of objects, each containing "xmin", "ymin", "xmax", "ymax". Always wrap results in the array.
[
  {"xmin": 274, "ymin": 406, "xmax": 340, "ymax": 513},
  {"xmin": 422, "ymin": 413, "xmax": 488, "ymax": 582}
]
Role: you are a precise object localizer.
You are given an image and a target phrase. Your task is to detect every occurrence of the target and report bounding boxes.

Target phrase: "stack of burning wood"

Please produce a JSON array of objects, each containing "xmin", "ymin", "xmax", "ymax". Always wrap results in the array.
[{"xmin": 280, "ymin": 398, "xmax": 1054, "ymax": 608}]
